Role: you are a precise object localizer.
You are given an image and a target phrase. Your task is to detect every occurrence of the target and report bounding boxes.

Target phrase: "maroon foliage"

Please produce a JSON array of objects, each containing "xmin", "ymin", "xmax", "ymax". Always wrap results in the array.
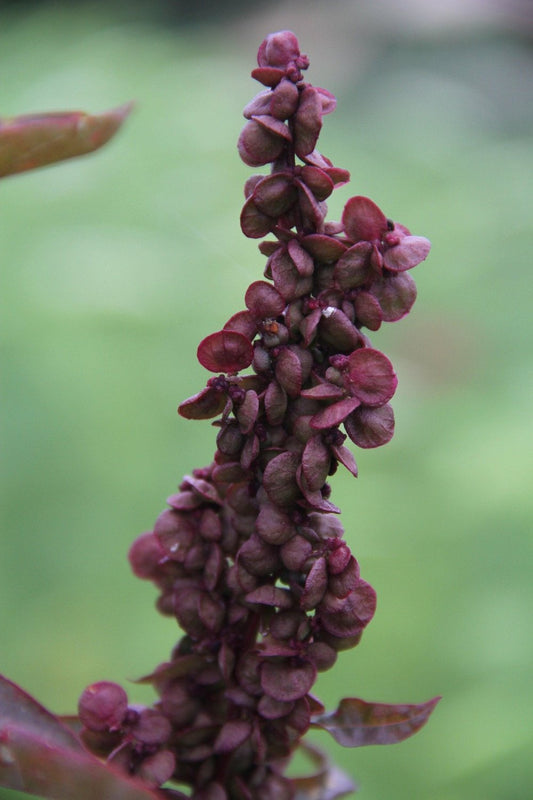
[
  {"xmin": 0, "ymin": 675, "xmax": 162, "ymax": 800},
  {"xmin": 312, "ymin": 696, "xmax": 441, "ymax": 747},
  {"xmin": 0, "ymin": 104, "xmax": 132, "ymax": 177}
]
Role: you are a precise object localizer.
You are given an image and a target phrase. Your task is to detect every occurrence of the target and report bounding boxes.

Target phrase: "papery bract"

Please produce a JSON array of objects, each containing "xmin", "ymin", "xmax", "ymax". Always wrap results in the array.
[
  {"xmin": 342, "ymin": 196, "xmax": 388, "ymax": 242},
  {"xmin": 384, "ymin": 235, "xmax": 431, "ymax": 272},
  {"xmin": 346, "ymin": 348, "xmax": 398, "ymax": 406},
  {"xmin": 197, "ymin": 330, "xmax": 254, "ymax": 373},
  {"xmin": 345, "ymin": 403, "xmax": 395, "ymax": 448}
]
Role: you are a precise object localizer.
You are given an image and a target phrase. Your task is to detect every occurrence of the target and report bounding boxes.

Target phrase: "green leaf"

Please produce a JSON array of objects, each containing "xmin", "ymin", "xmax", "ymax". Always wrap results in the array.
[
  {"xmin": 0, "ymin": 674, "xmax": 162, "ymax": 800},
  {"xmin": 311, "ymin": 696, "xmax": 441, "ymax": 747},
  {"xmin": 0, "ymin": 103, "xmax": 133, "ymax": 177}
]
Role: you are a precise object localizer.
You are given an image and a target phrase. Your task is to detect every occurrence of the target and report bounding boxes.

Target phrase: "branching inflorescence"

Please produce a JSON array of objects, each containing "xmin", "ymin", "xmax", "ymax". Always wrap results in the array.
[{"xmin": 77, "ymin": 31, "xmax": 436, "ymax": 800}]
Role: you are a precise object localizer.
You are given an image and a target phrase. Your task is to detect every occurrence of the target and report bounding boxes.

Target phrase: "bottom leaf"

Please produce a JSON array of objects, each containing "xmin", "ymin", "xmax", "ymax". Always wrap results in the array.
[
  {"xmin": 0, "ymin": 726, "xmax": 163, "ymax": 800},
  {"xmin": 0, "ymin": 674, "xmax": 161, "ymax": 800}
]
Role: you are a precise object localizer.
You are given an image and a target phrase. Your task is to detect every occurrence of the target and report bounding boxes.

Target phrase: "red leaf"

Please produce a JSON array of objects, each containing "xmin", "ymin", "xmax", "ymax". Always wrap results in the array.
[
  {"xmin": 0, "ymin": 675, "xmax": 160, "ymax": 800},
  {"xmin": 0, "ymin": 728, "xmax": 161, "ymax": 800},
  {"xmin": 0, "ymin": 675, "xmax": 83, "ymax": 753},
  {"xmin": 197, "ymin": 330, "xmax": 254, "ymax": 373},
  {"xmin": 311, "ymin": 695, "xmax": 441, "ymax": 746},
  {"xmin": 0, "ymin": 104, "xmax": 132, "ymax": 178}
]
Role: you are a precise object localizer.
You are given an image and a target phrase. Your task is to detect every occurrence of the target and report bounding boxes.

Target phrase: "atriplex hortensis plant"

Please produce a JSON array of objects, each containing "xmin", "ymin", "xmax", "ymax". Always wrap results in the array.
[{"xmin": 0, "ymin": 31, "xmax": 439, "ymax": 800}]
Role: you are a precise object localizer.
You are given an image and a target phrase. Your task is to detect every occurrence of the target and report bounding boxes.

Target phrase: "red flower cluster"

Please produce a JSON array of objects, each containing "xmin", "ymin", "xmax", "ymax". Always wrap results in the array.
[{"xmin": 78, "ymin": 31, "xmax": 431, "ymax": 800}]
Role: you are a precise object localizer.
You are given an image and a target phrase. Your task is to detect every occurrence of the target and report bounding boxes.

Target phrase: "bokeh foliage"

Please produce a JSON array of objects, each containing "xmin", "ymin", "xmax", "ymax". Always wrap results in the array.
[{"xmin": 1, "ymin": 3, "xmax": 532, "ymax": 799}]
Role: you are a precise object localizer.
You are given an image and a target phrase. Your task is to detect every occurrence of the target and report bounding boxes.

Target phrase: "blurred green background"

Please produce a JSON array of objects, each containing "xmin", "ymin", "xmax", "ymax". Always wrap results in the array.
[{"xmin": 1, "ymin": 1, "xmax": 532, "ymax": 799}]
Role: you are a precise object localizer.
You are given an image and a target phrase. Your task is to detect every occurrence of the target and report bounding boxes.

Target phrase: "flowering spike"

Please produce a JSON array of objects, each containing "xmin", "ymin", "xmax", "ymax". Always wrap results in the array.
[{"xmin": 74, "ymin": 30, "xmax": 437, "ymax": 798}]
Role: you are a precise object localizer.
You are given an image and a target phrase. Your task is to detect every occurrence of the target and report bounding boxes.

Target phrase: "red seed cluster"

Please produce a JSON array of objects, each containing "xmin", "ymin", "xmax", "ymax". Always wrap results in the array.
[{"xmin": 78, "ymin": 31, "xmax": 430, "ymax": 799}]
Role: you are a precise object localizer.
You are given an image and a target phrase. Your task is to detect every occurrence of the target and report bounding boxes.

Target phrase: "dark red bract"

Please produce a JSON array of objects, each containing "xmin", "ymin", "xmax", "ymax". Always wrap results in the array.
[{"xmin": 197, "ymin": 330, "xmax": 254, "ymax": 373}]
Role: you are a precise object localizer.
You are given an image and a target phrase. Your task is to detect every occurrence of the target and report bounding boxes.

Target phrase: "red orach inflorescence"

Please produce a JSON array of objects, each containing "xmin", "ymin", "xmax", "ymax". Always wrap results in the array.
[{"xmin": 78, "ymin": 31, "xmax": 434, "ymax": 799}]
